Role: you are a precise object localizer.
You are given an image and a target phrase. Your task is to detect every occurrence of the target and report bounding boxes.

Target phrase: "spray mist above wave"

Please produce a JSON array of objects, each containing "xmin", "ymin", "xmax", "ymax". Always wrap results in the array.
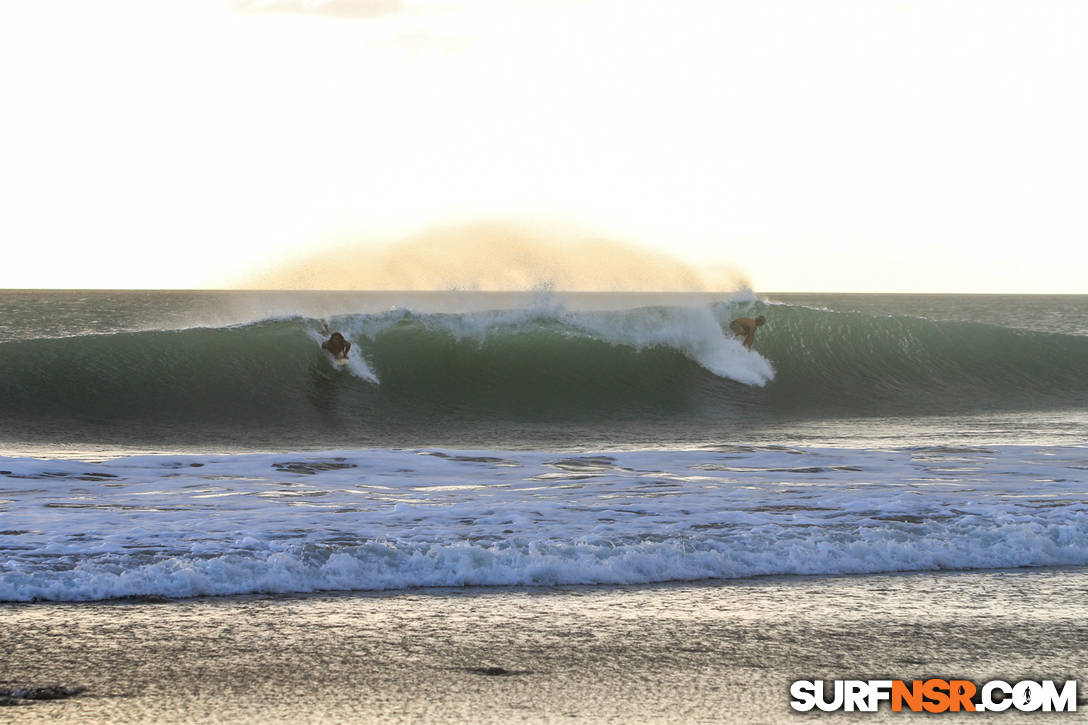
[
  {"xmin": 240, "ymin": 221, "xmax": 750, "ymax": 292},
  {"xmin": 236, "ymin": 219, "xmax": 765, "ymax": 386}
]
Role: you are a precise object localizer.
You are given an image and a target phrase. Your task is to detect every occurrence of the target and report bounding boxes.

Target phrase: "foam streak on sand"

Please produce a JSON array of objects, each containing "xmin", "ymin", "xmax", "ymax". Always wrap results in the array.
[{"xmin": 1, "ymin": 446, "xmax": 1086, "ymax": 601}]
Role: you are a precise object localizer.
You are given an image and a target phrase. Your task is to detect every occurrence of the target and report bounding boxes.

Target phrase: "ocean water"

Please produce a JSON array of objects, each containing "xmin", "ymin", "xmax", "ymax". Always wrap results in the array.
[{"xmin": 1, "ymin": 290, "xmax": 1086, "ymax": 602}]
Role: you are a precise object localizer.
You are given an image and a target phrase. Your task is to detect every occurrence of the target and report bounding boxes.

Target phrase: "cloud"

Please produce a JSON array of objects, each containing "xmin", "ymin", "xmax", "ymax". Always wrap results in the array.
[{"xmin": 230, "ymin": 0, "xmax": 404, "ymax": 19}]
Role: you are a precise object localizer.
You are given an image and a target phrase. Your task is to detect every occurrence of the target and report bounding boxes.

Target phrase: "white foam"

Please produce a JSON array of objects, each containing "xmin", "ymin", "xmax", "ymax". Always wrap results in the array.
[
  {"xmin": 329, "ymin": 292, "xmax": 775, "ymax": 387},
  {"xmin": 306, "ymin": 326, "xmax": 379, "ymax": 383},
  {"xmin": 1, "ymin": 445, "xmax": 1086, "ymax": 601},
  {"xmin": 565, "ymin": 303, "xmax": 774, "ymax": 386}
]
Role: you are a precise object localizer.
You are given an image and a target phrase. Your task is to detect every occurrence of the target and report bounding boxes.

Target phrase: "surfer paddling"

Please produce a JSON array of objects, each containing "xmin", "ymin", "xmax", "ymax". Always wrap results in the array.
[
  {"xmin": 729, "ymin": 315, "xmax": 765, "ymax": 350},
  {"xmin": 320, "ymin": 320, "xmax": 351, "ymax": 360}
]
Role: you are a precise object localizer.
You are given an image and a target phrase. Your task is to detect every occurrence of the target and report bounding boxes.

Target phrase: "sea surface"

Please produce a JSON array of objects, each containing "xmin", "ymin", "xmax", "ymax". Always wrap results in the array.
[{"xmin": 1, "ymin": 290, "xmax": 1086, "ymax": 602}]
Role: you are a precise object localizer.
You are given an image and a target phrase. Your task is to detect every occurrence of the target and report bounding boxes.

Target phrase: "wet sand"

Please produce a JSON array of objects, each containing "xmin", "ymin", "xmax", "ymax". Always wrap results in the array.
[{"xmin": 2, "ymin": 568, "xmax": 1087, "ymax": 724}]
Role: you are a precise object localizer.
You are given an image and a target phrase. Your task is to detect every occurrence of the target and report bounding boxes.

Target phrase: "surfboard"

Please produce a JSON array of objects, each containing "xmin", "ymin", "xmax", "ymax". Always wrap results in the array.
[{"xmin": 333, "ymin": 356, "xmax": 349, "ymax": 366}]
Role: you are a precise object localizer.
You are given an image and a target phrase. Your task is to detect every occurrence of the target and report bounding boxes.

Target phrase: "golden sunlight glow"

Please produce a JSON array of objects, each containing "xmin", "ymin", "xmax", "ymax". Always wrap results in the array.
[
  {"xmin": 241, "ymin": 221, "xmax": 750, "ymax": 291},
  {"xmin": 0, "ymin": 0, "xmax": 1085, "ymax": 291}
]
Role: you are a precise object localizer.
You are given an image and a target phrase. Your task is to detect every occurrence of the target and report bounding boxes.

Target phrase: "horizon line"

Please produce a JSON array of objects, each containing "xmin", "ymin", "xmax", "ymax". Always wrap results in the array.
[{"xmin": 1, "ymin": 288, "xmax": 1087, "ymax": 296}]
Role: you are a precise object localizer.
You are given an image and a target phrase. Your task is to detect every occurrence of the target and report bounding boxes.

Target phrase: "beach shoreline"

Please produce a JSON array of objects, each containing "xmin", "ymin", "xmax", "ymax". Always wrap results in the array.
[{"xmin": 3, "ymin": 567, "xmax": 1087, "ymax": 723}]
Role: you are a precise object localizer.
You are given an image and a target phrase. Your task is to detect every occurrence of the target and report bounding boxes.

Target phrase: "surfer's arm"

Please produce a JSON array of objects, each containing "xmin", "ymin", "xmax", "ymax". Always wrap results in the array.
[
  {"xmin": 344, "ymin": 341, "xmax": 351, "ymax": 355},
  {"xmin": 743, "ymin": 331, "xmax": 755, "ymax": 349}
]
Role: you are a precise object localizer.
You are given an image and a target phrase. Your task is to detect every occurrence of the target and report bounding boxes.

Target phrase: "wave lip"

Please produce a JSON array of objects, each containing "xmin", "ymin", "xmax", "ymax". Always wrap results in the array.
[{"xmin": 2, "ymin": 445, "xmax": 1086, "ymax": 602}]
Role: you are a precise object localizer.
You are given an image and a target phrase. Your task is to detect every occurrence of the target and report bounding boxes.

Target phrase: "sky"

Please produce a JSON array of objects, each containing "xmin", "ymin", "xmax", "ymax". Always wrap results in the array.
[{"xmin": 1, "ymin": 0, "xmax": 1085, "ymax": 292}]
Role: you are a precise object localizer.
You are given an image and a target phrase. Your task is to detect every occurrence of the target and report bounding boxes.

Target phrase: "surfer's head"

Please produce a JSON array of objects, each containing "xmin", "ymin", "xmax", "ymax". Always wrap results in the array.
[
  {"xmin": 322, "ymin": 331, "xmax": 350, "ymax": 358},
  {"xmin": 755, "ymin": 315, "xmax": 766, "ymax": 326}
]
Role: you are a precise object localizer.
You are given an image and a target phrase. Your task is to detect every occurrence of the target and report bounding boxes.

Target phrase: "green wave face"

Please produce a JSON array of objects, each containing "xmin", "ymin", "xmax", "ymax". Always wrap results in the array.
[
  {"xmin": 752, "ymin": 304, "xmax": 1088, "ymax": 414},
  {"xmin": 1, "ymin": 302, "xmax": 1086, "ymax": 446}
]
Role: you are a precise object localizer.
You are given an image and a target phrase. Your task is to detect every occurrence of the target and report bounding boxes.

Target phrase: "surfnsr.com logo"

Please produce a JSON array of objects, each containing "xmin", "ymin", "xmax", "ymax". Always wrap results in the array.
[{"xmin": 790, "ymin": 679, "xmax": 1077, "ymax": 713}]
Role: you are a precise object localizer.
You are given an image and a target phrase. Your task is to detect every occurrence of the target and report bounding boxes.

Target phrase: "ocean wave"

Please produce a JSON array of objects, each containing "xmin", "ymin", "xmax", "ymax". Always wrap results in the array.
[
  {"xmin": 0, "ymin": 300, "xmax": 1086, "ymax": 438},
  {"xmin": 7, "ymin": 522, "xmax": 1088, "ymax": 602},
  {"xmin": 2, "ymin": 446, "xmax": 1086, "ymax": 601}
]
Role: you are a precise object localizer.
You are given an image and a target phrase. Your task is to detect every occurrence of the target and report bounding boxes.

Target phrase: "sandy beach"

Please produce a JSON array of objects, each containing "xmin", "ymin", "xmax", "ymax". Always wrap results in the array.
[{"xmin": 3, "ymin": 567, "xmax": 1087, "ymax": 724}]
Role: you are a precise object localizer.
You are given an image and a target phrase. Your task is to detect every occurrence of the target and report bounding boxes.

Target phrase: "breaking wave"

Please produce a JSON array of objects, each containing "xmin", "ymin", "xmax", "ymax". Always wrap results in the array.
[{"xmin": 1, "ymin": 299, "xmax": 1086, "ymax": 444}]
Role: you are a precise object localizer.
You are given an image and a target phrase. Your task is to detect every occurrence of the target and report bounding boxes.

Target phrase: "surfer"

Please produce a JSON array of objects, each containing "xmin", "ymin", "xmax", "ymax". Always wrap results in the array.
[
  {"xmin": 320, "ymin": 320, "xmax": 351, "ymax": 359},
  {"xmin": 729, "ymin": 315, "xmax": 765, "ymax": 349}
]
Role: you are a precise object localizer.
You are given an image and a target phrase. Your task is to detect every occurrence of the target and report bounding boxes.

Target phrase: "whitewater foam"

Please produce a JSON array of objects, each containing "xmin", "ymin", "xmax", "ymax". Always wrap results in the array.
[
  {"xmin": 328, "ymin": 294, "xmax": 775, "ymax": 386},
  {"xmin": 566, "ymin": 303, "xmax": 774, "ymax": 385},
  {"xmin": 2, "ymin": 445, "xmax": 1086, "ymax": 601},
  {"xmin": 306, "ymin": 326, "xmax": 380, "ymax": 383}
]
